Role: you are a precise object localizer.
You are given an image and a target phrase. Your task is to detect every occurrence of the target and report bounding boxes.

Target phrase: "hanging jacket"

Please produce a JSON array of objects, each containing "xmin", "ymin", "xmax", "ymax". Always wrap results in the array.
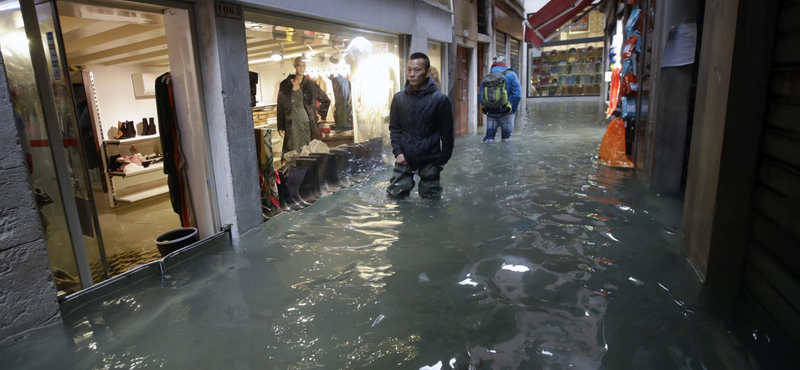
[
  {"xmin": 479, "ymin": 63, "xmax": 522, "ymax": 114},
  {"xmin": 389, "ymin": 76, "xmax": 454, "ymax": 168},
  {"xmin": 277, "ymin": 74, "xmax": 331, "ymax": 152},
  {"xmin": 329, "ymin": 74, "xmax": 352, "ymax": 129}
]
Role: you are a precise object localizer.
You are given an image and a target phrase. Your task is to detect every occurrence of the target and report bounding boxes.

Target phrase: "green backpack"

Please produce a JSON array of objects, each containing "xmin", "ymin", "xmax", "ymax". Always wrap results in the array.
[{"xmin": 481, "ymin": 69, "xmax": 512, "ymax": 116}]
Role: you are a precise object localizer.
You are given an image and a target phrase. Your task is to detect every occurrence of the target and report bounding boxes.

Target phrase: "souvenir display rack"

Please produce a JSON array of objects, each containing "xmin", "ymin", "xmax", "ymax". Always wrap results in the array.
[{"xmin": 530, "ymin": 42, "xmax": 604, "ymax": 97}]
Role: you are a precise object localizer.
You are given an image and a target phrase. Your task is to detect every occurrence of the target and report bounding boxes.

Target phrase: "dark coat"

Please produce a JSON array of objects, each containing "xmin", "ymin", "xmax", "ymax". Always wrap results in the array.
[
  {"xmin": 277, "ymin": 75, "xmax": 331, "ymax": 152},
  {"xmin": 389, "ymin": 77, "xmax": 454, "ymax": 168}
]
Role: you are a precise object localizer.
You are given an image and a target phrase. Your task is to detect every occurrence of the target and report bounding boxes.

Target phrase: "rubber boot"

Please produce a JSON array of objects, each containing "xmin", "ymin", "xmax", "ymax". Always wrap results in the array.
[
  {"xmin": 303, "ymin": 155, "xmax": 332, "ymax": 195},
  {"xmin": 280, "ymin": 160, "xmax": 312, "ymax": 208},
  {"xmin": 295, "ymin": 157, "xmax": 322, "ymax": 203},
  {"xmin": 277, "ymin": 168, "xmax": 306, "ymax": 211},
  {"xmin": 345, "ymin": 145, "xmax": 362, "ymax": 181},
  {"xmin": 308, "ymin": 153, "xmax": 338, "ymax": 194},
  {"xmin": 329, "ymin": 148, "xmax": 351, "ymax": 188},
  {"xmin": 366, "ymin": 138, "xmax": 384, "ymax": 171},
  {"xmin": 349, "ymin": 143, "xmax": 369, "ymax": 179},
  {"xmin": 314, "ymin": 152, "xmax": 342, "ymax": 191}
]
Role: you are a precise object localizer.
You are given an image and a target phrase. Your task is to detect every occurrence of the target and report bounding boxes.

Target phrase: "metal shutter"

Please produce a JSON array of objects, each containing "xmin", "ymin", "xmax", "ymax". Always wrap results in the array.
[
  {"xmin": 509, "ymin": 37, "xmax": 521, "ymax": 72},
  {"xmin": 742, "ymin": 0, "xmax": 800, "ymax": 351},
  {"xmin": 495, "ymin": 31, "xmax": 506, "ymax": 59}
]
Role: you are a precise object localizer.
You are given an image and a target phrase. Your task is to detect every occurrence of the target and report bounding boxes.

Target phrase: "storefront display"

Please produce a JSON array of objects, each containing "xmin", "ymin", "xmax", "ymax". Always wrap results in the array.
[
  {"xmin": 529, "ymin": 43, "xmax": 604, "ymax": 97},
  {"xmin": 527, "ymin": 9, "xmax": 605, "ymax": 98},
  {"xmin": 244, "ymin": 12, "xmax": 401, "ymax": 216}
]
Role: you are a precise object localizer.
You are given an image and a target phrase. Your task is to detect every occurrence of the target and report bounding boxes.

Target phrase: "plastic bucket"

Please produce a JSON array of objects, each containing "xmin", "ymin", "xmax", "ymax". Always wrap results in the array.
[{"xmin": 155, "ymin": 227, "xmax": 199, "ymax": 257}]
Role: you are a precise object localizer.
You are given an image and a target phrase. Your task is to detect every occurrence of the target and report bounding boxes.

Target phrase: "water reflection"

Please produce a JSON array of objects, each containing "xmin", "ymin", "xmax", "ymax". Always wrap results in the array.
[{"xmin": 0, "ymin": 98, "xmax": 789, "ymax": 370}]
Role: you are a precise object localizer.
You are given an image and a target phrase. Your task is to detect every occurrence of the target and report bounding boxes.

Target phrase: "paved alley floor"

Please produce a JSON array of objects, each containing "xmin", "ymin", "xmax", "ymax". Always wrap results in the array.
[{"xmin": 0, "ymin": 98, "xmax": 791, "ymax": 369}]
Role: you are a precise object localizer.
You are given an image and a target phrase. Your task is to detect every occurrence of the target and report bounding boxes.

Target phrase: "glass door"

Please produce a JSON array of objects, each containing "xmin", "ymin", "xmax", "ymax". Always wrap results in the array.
[
  {"xmin": 7, "ymin": 0, "xmax": 111, "ymax": 294},
  {"xmin": 32, "ymin": 0, "xmax": 110, "ymax": 284}
]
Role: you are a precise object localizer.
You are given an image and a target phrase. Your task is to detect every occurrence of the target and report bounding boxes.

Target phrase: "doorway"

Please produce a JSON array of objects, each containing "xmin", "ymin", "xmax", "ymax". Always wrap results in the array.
[
  {"xmin": 455, "ymin": 46, "xmax": 470, "ymax": 136},
  {"xmin": 0, "ymin": 0, "xmax": 213, "ymax": 297}
]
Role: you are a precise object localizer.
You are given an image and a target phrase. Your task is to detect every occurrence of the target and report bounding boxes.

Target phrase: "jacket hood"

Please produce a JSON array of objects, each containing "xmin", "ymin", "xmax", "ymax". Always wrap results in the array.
[
  {"xmin": 491, "ymin": 65, "xmax": 512, "ymax": 73},
  {"xmin": 404, "ymin": 76, "xmax": 438, "ymax": 96}
]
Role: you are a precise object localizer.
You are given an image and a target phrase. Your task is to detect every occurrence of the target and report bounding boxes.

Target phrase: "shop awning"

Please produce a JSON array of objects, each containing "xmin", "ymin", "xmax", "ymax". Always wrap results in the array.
[{"xmin": 524, "ymin": 0, "xmax": 595, "ymax": 47}]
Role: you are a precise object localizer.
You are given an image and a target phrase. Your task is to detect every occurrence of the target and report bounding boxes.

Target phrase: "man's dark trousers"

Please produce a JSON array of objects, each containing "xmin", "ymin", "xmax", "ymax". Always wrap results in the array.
[{"xmin": 387, "ymin": 163, "xmax": 443, "ymax": 199}]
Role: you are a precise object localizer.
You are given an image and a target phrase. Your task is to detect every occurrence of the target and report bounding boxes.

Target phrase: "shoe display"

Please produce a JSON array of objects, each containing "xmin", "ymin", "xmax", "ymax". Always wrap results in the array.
[
  {"xmin": 120, "ymin": 120, "xmax": 136, "ymax": 139},
  {"xmin": 149, "ymin": 117, "xmax": 157, "ymax": 135},
  {"xmin": 114, "ymin": 121, "xmax": 125, "ymax": 139}
]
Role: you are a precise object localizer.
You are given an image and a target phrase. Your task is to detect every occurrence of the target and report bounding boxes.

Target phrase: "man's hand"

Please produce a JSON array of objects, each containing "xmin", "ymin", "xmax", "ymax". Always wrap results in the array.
[{"xmin": 395, "ymin": 153, "xmax": 407, "ymax": 166}]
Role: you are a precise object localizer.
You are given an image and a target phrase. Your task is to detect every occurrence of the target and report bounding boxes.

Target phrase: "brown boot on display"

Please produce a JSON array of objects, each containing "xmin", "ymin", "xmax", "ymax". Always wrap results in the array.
[
  {"xmin": 148, "ymin": 117, "xmax": 157, "ymax": 135},
  {"xmin": 114, "ymin": 121, "xmax": 125, "ymax": 139}
]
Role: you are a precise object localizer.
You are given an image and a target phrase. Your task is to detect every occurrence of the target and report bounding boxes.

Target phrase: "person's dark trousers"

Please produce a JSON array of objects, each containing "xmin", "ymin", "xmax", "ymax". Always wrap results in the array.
[{"xmin": 387, "ymin": 163, "xmax": 443, "ymax": 199}]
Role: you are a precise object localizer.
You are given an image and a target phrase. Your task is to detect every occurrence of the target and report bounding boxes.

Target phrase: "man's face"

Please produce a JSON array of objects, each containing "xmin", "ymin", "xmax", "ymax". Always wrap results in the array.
[{"xmin": 406, "ymin": 58, "xmax": 429, "ymax": 87}]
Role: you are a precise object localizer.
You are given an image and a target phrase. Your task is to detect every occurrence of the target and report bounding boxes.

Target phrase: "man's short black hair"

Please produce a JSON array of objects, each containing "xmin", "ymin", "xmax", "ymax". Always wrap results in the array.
[{"xmin": 409, "ymin": 52, "xmax": 431, "ymax": 70}]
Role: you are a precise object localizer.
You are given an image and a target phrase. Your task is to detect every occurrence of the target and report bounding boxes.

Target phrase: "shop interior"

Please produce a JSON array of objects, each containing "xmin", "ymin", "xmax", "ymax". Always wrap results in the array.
[
  {"xmin": 243, "ymin": 13, "xmax": 401, "ymax": 217},
  {"xmin": 1, "ymin": 0, "xmax": 200, "ymax": 294},
  {"xmin": 528, "ymin": 9, "xmax": 605, "ymax": 98},
  {"xmin": 529, "ymin": 41, "xmax": 604, "ymax": 97}
]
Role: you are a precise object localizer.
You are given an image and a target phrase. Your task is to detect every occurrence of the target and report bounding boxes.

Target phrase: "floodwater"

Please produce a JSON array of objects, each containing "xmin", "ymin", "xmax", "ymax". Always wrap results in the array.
[{"xmin": 0, "ymin": 98, "xmax": 791, "ymax": 369}]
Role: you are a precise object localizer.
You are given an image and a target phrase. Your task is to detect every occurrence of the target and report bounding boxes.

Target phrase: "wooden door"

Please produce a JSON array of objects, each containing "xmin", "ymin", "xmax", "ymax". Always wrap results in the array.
[{"xmin": 454, "ymin": 46, "xmax": 470, "ymax": 136}]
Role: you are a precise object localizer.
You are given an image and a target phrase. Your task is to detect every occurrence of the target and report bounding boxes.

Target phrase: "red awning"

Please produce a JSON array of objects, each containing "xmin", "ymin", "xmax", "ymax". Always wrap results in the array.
[{"xmin": 525, "ymin": 0, "xmax": 595, "ymax": 47}]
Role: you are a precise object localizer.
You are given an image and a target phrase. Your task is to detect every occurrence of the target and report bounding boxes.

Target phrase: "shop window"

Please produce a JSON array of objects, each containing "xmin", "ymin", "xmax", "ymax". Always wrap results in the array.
[
  {"xmin": 244, "ymin": 13, "xmax": 401, "ymax": 216},
  {"xmin": 427, "ymin": 41, "xmax": 443, "ymax": 88},
  {"xmin": 477, "ymin": 0, "xmax": 488, "ymax": 35},
  {"xmin": 528, "ymin": 41, "xmax": 604, "ymax": 97}
]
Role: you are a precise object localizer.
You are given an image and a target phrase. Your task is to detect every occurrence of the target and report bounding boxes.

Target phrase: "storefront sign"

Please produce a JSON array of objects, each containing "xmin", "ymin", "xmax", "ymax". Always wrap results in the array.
[
  {"xmin": 215, "ymin": 2, "xmax": 242, "ymax": 20},
  {"xmin": 46, "ymin": 32, "xmax": 62, "ymax": 81},
  {"xmin": 569, "ymin": 16, "xmax": 589, "ymax": 33}
]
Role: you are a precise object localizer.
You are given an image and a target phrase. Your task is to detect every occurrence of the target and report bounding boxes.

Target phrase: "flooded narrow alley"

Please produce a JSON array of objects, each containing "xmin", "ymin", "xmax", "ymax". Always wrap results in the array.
[{"xmin": 0, "ymin": 98, "xmax": 788, "ymax": 369}]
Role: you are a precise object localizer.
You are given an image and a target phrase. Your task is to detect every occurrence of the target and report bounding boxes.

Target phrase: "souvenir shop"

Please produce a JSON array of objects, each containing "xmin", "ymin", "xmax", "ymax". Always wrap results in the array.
[
  {"xmin": 242, "ymin": 10, "xmax": 402, "ymax": 217},
  {"xmin": 527, "ymin": 8, "xmax": 606, "ymax": 98},
  {"xmin": 0, "ymin": 0, "xmax": 215, "ymax": 294}
]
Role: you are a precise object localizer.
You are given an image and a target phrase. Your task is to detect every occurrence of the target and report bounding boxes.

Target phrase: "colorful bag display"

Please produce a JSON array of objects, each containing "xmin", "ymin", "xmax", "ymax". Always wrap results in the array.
[
  {"xmin": 606, "ymin": 66, "xmax": 622, "ymax": 117},
  {"xmin": 621, "ymin": 34, "xmax": 638, "ymax": 60},
  {"xmin": 599, "ymin": 118, "xmax": 634, "ymax": 168},
  {"xmin": 620, "ymin": 73, "xmax": 638, "ymax": 97}
]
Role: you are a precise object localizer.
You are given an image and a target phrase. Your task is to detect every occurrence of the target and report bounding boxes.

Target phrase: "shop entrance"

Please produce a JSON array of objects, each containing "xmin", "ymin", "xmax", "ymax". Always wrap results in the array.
[{"xmin": 0, "ymin": 0, "xmax": 214, "ymax": 297}]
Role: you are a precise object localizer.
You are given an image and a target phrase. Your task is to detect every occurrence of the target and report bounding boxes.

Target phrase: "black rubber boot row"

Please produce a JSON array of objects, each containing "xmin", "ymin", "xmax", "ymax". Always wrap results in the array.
[{"xmin": 276, "ymin": 138, "xmax": 386, "ymax": 212}]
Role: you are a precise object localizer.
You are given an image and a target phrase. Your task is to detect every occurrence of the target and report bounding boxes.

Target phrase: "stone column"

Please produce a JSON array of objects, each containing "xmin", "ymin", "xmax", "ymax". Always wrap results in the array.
[
  {"xmin": 192, "ymin": 0, "xmax": 261, "ymax": 238},
  {"xmin": 0, "ymin": 55, "xmax": 61, "ymax": 342}
]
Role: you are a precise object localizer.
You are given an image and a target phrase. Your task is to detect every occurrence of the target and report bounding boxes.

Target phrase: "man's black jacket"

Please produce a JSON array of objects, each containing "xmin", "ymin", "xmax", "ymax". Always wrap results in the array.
[{"xmin": 389, "ymin": 77, "xmax": 454, "ymax": 169}]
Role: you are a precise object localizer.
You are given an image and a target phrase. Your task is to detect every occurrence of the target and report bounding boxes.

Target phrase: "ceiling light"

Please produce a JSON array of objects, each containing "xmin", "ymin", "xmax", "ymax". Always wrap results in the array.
[
  {"xmin": 301, "ymin": 43, "xmax": 314, "ymax": 61},
  {"xmin": 251, "ymin": 25, "xmax": 262, "ymax": 30},
  {"xmin": 270, "ymin": 50, "xmax": 283, "ymax": 61}
]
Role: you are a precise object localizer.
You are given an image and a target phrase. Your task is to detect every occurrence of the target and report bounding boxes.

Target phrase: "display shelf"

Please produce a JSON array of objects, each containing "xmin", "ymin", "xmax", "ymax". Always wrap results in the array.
[
  {"xmin": 104, "ymin": 135, "xmax": 160, "ymax": 145},
  {"xmin": 109, "ymin": 162, "xmax": 164, "ymax": 178},
  {"xmin": 116, "ymin": 185, "xmax": 170, "ymax": 203}
]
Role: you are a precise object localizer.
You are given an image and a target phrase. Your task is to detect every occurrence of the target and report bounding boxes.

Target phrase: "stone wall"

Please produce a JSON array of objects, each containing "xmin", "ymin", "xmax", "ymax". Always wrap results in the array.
[{"xmin": 0, "ymin": 55, "xmax": 61, "ymax": 343}]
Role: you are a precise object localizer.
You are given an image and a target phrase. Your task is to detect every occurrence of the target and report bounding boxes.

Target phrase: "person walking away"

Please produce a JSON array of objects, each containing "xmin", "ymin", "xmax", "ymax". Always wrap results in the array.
[
  {"xmin": 479, "ymin": 55, "xmax": 522, "ymax": 142},
  {"xmin": 387, "ymin": 52, "xmax": 454, "ymax": 199},
  {"xmin": 277, "ymin": 57, "xmax": 331, "ymax": 154}
]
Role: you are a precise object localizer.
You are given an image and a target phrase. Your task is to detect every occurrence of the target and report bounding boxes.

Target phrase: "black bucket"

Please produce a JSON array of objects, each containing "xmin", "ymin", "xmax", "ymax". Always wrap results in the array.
[{"xmin": 155, "ymin": 227, "xmax": 199, "ymax": 257}]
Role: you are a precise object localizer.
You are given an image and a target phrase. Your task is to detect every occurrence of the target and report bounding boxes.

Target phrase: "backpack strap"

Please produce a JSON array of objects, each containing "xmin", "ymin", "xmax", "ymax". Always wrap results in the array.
[{"xmin": 502, "ymin": 69, "xmax": 513, "ymax": 75}]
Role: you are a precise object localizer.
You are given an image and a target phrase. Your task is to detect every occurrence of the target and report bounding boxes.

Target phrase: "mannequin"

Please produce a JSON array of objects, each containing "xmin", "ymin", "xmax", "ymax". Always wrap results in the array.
[{"xmin": 276, "ymin": 57, "xmax": 331, "ymax": 153}]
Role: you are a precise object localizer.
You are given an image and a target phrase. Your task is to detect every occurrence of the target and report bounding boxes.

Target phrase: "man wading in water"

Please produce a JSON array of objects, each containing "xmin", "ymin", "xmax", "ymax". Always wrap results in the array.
[{"xmin": 387, "ymin": 52, "xmax": 455, "ymax": 199}]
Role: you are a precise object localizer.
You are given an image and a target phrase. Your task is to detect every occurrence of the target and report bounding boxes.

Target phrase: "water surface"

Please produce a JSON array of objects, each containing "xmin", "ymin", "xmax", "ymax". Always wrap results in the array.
[{"xmin": 0, "ymin": 98, "xmax": 788, "ymax": 369}]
